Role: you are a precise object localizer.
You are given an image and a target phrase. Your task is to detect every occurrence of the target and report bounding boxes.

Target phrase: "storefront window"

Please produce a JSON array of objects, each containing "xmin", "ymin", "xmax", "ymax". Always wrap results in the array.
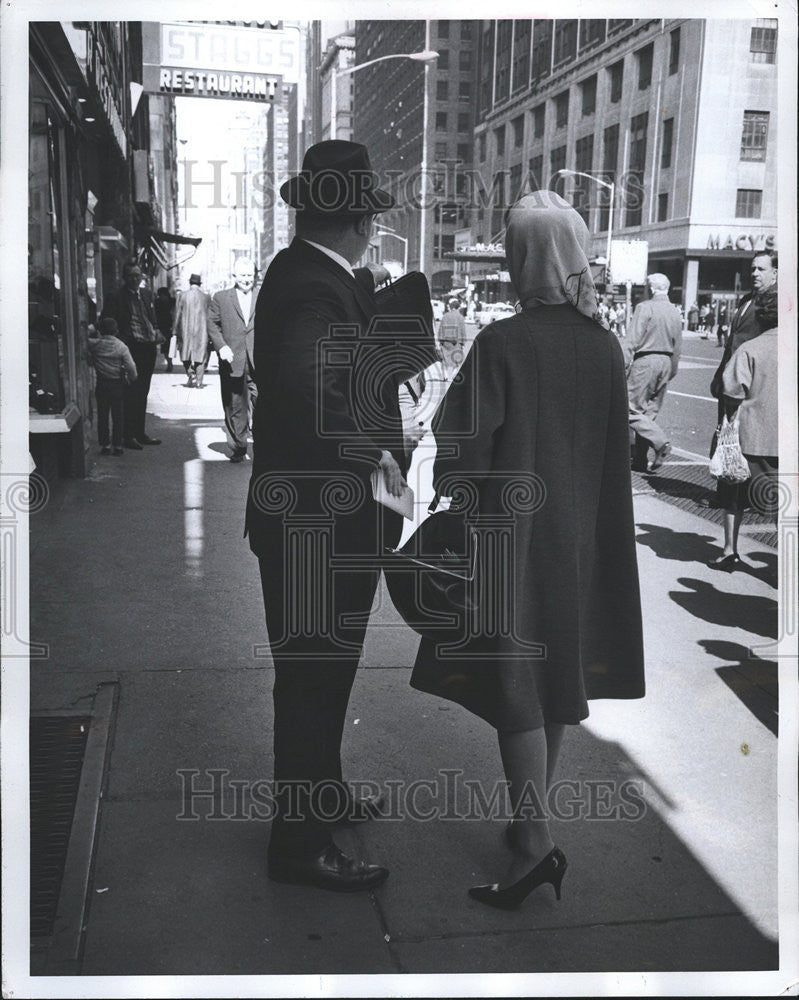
[{"xmin": 28, "ymin": 83, "xmax": 66, "ymax": 414}]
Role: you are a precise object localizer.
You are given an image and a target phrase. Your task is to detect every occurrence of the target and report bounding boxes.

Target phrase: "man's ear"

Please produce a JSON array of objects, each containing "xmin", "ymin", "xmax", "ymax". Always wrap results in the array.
[{"xmin": 355, "ymin": 214, "xmax": 374, "ymax": 237}]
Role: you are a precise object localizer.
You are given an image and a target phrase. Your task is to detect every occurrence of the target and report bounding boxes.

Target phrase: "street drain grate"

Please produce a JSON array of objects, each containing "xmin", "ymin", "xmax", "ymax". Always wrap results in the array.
[{"xmin": 30, "ymin": 716, "xmax": 91, "ymax": 939}]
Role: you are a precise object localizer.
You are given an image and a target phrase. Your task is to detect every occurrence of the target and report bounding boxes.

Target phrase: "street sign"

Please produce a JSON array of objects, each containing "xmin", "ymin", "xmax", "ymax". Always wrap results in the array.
[{"xmin": 610, "ymin": 239, "xmax": 648, "ymax": 285}]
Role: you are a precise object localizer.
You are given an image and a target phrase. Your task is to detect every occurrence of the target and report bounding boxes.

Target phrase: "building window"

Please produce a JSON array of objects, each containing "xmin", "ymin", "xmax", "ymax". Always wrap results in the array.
[
  {"xmin": 528, "ymin": 153, "xmax": 543, "ymax": 191},
  {"xmin": 579, "ymin": 20, "xmax": 606, "ymax": 50},
  {"xmin": 608, "ymin": 19, "xmax": 634, "ymax": 34},
  {"xmin": 532, "ymin": 21, "xmax": 553, "ymax": 82},
  {"xmin": 553, "ymin": 20, "xmax": 578, "ymax": 66},
  {"xmin": 438, "ymin": 49, "xmax": 449, "ymax": 70},
  {"xmin": 550, "ymin": 145, "xmax": 566, "ymax": 194},
  {"xmin": 436, "ymin": 112, "xmax": 448, "ymax": 132},
  {"xmin": 461, "ymin": 21, "xmax": 473, "ymax": 40},
  {"xmin": 495, "ymin": 124, "xmax": 506, "ymax": 157},
  {"xmin": 532, "ymin": 103, "xmax": 545, "ymax": 138},
  {"xmin": 512, "ymin": 20, "xmax": 531, "ymax": 93},
  {"xmin": 512, "ymin": 115, "xmax": 524, "ymax": 147},
  {"xmin": 437, "ymin": 21, "xmax": 450, "ymax": 39},
  {"xmin": 459, "ymin": 49, "xmax": 472, "ymax": 72},
  {"xmin": 750, "ymin": 20, "xmax": 777, "ymax": 63},
  {"xmin": 599, "ymin": 123, "xmax": 619, "ymax": 231},
  {"xmin": 458, "ymin": 81, "xmax": 471, "ymax": 101},
  {"xmin": 736, "ymin": 188, "xmax": 762, "ymax": 218},
  {"xmin": 435, "ymin": 233, "xmax": 456, "ymax": 259},
  {"xmin": 581, "ymin": 74, "xmax": 597, "ymax": 116},
  {"xmin": 574, "ymin": 134, "xmax": 595, "ymax": 224},
  {"xmin": 625, "ymin": 112, "xmax": 648, "ymax": 227},
  {"xmin": 510, "ymin": 162, "xmax": 522, "ymax": 202},
  {"xmin": 457, "ymin": 112, "xmax": 470, "ymax": 132},
  {"xmin": 636, "ymin": 43, "xmax": 654, "ymax": 90},
  {"xmin": 435, "ymin": 141, "xmax": 449, "ymax": 160},
  {"xmin": 669, "ymin": 27, "xmax": 680, "ymax": 74},
  {"xmin": 437, "ymin": 80, "xmax": 449, "ymax": 101},
  {"xmin": 608, "ymin": 60, "xmax": 623, "ymax": 104},
  {"xmin": 741, "ymin": 111, "xmax": 769, "ymax": 161},
  {"xmin": 661, "ymin": 117, "xmax": 674, "ymax": 168},
  {"xmin": 479, "ymin": 132, "xmax": 486, "ymax": 160},
  {"xmin": 554, "ymin": 90, "xmax": 569, "ymax": 128},
  {"xmin": 457, "ymin": 142, "xmax": 469, "ymax": 162},
  {"xmin": 657, "ymin": 193, "xmax": 669, "ymax": 221}
]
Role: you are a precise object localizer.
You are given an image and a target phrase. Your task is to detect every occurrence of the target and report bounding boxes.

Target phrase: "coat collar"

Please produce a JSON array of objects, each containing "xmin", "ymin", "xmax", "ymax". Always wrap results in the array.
[{"xmin": 288, "ymin": 238, "xmax": 375, "ymax": 319}]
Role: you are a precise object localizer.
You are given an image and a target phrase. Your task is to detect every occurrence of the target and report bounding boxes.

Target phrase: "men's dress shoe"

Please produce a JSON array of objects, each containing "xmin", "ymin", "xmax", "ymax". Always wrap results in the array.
[
  {"xmin": 229, "ymin": 451, "xmax": 246, "ymax": 463},
  {"xmin": 267, "ymin": 843, "xmax": 389, "ymax": 892},
  {"xmin": 124, "ymin": 438, "xmax": 144, "ymax": 450},
  {"xmin": 112, "ymin": 447, "xmax": 124, "ymax": 456},
  {"xmin": 648, "ymin": 442, "xmax": 672, "ymax": 472},
  {"xmin": 338, "ymin": 792, "xmax": 386, "ymax": 825},
  {"xmin": 630, "ymin": 463, "xmax": 649, "ymax": 474},
  {"xmin": 100, "ymin": 446, "xmax": 111, "ymax": 455},
  {"xmin": 140, "ymin": 435, "xmax": 161, "ymax": 445}
]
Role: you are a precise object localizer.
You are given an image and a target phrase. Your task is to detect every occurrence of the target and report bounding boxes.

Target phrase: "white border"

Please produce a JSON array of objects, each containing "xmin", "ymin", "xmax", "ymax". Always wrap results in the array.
[{"xmin": 2, "ymin": 1, "xmax": 797, "ymax": 997}]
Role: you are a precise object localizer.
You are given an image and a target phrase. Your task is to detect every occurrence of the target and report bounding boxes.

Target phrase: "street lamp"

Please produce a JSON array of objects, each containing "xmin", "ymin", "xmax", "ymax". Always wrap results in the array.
[
  {"xmin": 329, "ymin": 49, "xmax": 438, "ymax": 139},
  {"xmin": 554, "ymin": 168, "xmax": 615, "ymax": 285},
  {"xmin": 376, "ymin": 227, "xmax": 409, "ymax": 274}
]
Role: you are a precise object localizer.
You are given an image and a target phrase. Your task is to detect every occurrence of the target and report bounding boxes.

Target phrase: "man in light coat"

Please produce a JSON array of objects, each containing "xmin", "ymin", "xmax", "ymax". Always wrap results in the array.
[{"xmin": 207, "ymin": 258, "xmax": 258, "ymax": 461}]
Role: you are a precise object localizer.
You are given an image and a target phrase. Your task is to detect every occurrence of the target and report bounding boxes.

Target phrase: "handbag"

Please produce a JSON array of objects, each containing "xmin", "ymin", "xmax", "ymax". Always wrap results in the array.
[
  {"xmin": 384, "ymin": 499, "xmax": 478, "ymax": 642},
  {"xmin": 708, "ymin": 411, "xmax": 750, "ymax": 483}
]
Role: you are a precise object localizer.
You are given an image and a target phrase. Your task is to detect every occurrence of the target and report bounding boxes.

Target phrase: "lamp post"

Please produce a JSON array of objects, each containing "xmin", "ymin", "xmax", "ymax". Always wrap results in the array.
[
  {"xmin": 376, "ymin": 227, "xmax": 409, "ymax": 274},
  {"xmin": 555, "ymin": 168, "xmax": 615, "ymax": 285},
  {"xmin": 329, "ymin": 48, "xmax": 438, "ymax": 139}
]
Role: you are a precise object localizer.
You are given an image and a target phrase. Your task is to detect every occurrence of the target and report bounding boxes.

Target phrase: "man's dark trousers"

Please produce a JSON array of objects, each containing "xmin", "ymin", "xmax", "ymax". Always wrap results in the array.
[
  {"xmin": 96, "ymin": 377, "xmax": 125, "ymax": 448},
  {"xmin": 124, "ymin": 342, "xmax": 157, "ymax": 443},
  {"xmin": 219, "ymin": 358, "xmax": 257, "ymax": 456}
]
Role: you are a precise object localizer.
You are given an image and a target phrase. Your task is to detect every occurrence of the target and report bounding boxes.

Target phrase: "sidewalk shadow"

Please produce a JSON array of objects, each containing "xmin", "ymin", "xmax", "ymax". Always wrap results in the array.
[
  {"xmin": 636, "ymin": 523, "xmax": 720, "ymax": 564},
  {"xmin": 641, "ymin": 472, "xmax": 709, "ymax": 503},
  {"xmin": 671, "ymin": 578, "xmax": 777, "ymax": 639},
  {"xmin": 699, "ymin": 640, "xmax": 778, "ymax": 737},
  {"xmin": 737, "ymin": 552, "xmax": 778, "ymax": 590}
]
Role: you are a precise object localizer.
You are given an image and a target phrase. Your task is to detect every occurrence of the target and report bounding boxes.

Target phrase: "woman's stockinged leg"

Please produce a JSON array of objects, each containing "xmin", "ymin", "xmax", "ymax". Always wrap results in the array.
[{"xmin": 497, "ymin": 727, "xmax": 555, "ymax": 887}]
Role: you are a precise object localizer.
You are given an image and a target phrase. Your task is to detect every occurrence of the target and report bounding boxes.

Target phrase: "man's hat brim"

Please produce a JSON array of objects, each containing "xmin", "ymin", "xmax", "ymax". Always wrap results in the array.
[{"xmin": 280, "ymin": 172, "xmax": 395, "ymax": 214}]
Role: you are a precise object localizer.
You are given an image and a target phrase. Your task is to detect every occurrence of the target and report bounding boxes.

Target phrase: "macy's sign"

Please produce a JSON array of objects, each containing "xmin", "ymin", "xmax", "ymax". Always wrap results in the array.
[{"xmin": 706, "ymin": 232, "xmax": 776, "ymax": 252}]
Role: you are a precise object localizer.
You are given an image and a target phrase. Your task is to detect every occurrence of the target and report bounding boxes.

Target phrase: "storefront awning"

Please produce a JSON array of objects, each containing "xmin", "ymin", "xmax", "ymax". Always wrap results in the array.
[
  {"xmin": 145, "ymin": 231, "xmax": 202, "ymax": 272},
  {"xmin": 148, "ymin": 230, "xmax": 202, "ymax": 247}
]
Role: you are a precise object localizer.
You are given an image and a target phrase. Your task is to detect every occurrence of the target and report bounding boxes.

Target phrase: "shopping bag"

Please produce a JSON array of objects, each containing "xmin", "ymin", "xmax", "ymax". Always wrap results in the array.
[{"xmin": 708, "ymin": 412, "xmax": 750, "ymax": 483}]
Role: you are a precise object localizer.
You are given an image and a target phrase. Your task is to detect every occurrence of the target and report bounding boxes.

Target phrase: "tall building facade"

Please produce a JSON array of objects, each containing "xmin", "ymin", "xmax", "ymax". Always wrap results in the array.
[
  {"xmin": 469, "ymin": 17, "xmax": 778, "ymax": 307},
  {"xmin": 262, "ymin": 81, "xmax": 299, "ymax": 264},
  {"xmin": 353, "ymin": 19, "xmax": 475, "ymax": 292}
]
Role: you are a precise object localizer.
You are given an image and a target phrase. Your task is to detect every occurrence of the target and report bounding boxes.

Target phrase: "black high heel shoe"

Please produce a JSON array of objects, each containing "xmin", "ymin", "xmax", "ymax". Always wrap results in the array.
[
  {"xmin": 707, "ymin": 553, "xmax": 740, "ymax": 572},
  {"xmin": 469, "ymin": 846, "xmax": 567, "ymax": 909}
]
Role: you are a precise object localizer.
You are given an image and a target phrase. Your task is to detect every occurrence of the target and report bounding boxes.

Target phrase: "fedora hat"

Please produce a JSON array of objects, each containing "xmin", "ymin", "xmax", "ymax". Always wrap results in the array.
[{"xmin": 280, "ymin": 140, "xmax": 394, "ymax": 215}]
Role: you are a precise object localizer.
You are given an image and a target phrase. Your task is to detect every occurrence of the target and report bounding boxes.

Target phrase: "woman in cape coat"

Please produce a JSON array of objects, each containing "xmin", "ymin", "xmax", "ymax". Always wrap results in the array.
[{"xmin": 410, "ymin": 191, "xmax": 645, "ymax": 908}]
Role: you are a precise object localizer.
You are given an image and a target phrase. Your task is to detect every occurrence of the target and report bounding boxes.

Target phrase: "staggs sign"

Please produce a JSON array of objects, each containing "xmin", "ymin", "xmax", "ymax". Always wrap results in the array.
[{"xmin": 142, "ymin": 22, "xmax": 300, "ymax": 102}]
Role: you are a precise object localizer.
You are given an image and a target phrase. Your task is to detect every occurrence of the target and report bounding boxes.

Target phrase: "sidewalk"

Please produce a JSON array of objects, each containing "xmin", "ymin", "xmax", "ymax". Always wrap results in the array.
[{"xmin": 26, "ymin": 370, "xmax": 781, "ymax": 984}]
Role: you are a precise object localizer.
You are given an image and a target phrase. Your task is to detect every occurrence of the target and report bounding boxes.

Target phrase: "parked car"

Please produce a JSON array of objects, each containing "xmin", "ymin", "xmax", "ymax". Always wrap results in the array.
[{"xmin": 475, "ymin": 302, "xmax": 516, "ymax": 328}]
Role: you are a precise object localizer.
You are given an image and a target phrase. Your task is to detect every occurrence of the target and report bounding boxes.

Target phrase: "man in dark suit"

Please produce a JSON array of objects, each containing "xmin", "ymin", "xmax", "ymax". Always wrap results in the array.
[
  {"xmin": 207, "ymin": 257, "xmax": 258, "ymax": 461},
  {"xmin": 100, "ymin": 260, "xmax": 163, "ymax": 449},
  {"xmin": 704, "ymin": 250, "xmax": 778, "ymax": 506},
  {"xmin": 246, "ymin": 141, "xmax": 407, "ymax": 892}
]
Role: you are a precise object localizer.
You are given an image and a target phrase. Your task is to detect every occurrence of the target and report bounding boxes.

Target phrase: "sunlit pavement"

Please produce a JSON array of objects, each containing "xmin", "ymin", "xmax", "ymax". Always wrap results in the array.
[{"xmin": 26, "ymin": 362, "xmax": 781, "ymax": 978}]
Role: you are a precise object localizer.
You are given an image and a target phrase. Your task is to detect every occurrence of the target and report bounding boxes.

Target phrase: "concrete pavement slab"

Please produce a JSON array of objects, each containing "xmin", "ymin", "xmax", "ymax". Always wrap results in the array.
[{"xmin": 80, "ymin": 801, "xmax": 397, "ymax": 976}]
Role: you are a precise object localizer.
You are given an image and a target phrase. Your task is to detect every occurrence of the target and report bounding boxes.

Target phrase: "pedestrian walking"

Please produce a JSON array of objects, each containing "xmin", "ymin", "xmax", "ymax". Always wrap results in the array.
[
  {"xmin": 173, "ymin": 274, "xmax": 210, "ymax": 388},
  {"xmin": 438, "ymin": 297, "xmax": 467, "ymax": 374},
  {"xmin": 625, "ymin": 273, "xmax": 683, "ymax": 473},
  {"xmin": 100, "ymin": 260, "xmax": 163, "ymax": 449},
  {"xmin": 708, "ymin": 288, "xmax": 779, "ymax": 571},
  {"xmin": 409, "ymin": 190, "xmax": 645, "ymax": 909},
  {"xmin": 154, "ymin": 287, "xmax": 175, "ymax": 372},
  {"xmin": 687, "ymin": 302, "xmax": 699, "ymax": 332},
  {"xmin": 207, "ymin": 258, "xmax": 258, "ymax": 461},
  {"xmin": 87, "ymin": 317, "xmax": 137, "ymax": 455},
  {"xmin": 704, "ymin": 251, "xmax": 778, "ymax": 508},
  {"xmin": 699, "ymin": 302, "xmax": 711, "ymax": 338},
  {"xmin": 246, "ymin": 140, "xmax": 406, "ymax": 892}
]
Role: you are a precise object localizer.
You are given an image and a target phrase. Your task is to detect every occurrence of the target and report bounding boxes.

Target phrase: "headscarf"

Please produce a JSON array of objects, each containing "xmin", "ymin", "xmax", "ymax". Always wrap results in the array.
[{"xmin": 505, "ymin": 190, "xmax": 602, "ymax": 325}]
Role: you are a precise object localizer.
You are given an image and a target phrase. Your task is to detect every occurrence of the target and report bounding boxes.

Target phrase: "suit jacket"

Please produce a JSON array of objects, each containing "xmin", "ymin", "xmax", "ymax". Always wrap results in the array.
[
  {"xmin": 207, "ymin": 286, "xmax": 256, "ymax": 376},
  {"xmin": 710, "ymin": 288, "xmax": 771, "ymax": 400},
  {"xmin": 101, "ymin": 286, "xmax": 159, "ymax": 348},
  {"xmin": 246, "ymin": 238, "xmax": 405, "ymax": 559}
]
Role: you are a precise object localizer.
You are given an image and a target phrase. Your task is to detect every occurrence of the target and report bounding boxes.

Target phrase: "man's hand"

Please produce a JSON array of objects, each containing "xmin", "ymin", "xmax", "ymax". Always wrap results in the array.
[
  {"xmin": 379, "ymin": 450, "xmax": 406, "ymax": 498},
  {"xmin": 365, "ymin": 262, "xmax": 391, "ymax": 287},
  {"xmin": 218, "ymin": 345, "xmax": 234, "ymax": 364},
  {"xmin": 404, "ymin": 422, "xmax": 427, "ymax": 450}
]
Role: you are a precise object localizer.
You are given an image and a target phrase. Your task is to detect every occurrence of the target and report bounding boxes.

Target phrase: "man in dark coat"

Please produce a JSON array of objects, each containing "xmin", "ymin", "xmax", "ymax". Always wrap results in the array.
[
  {"xmin": 246, "ymin": 141, "xmax": 407, "ymax": 892},
  {"xmin": 704, "ymin": 250, "xmax": 778, "ymax": 507},
  {"xmin": 207, "ymin": 257, "xmax": 258, "ymax": 461},
  {"xmin": 100, "ymin": 260, "xmax": 163, "ymax": 449}
]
